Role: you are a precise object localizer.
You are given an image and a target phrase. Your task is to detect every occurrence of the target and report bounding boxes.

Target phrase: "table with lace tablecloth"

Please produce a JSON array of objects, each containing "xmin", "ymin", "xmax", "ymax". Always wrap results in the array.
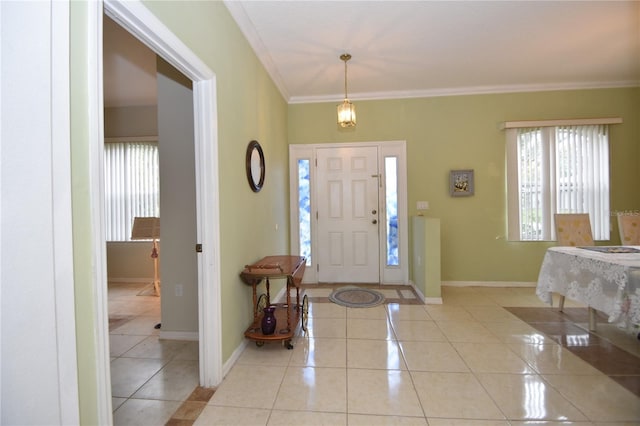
[{"xmin": 536, "ymin": 246, "xmax": 640, "ymax": 332}]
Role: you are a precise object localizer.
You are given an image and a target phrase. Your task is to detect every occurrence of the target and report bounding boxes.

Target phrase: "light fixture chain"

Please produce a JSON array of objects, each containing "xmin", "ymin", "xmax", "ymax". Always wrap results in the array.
[
  {"xmin": 340, "ymin": 53, "xmax": 351, "ymax": 99},
  {"xmin": 344, "ymin": 57, "xmax": 348, "ymax": 98}
]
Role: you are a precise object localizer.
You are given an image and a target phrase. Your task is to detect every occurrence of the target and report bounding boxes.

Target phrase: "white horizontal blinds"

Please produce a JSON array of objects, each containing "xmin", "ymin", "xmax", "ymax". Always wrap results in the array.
[
  {"xmin": 517, "ymin": 128, "xmax": 543, "ymax": 240},
  {"xmin": 104, "ymin": 141, "xmax": 159, "ymax": 241},
  {"xmin": 554, "ymin": 125, "xmax": 609, "ymax": 239}
]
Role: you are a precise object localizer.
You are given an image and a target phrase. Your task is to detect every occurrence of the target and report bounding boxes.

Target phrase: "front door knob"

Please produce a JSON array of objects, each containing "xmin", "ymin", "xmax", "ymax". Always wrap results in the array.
[{"xmin": 372, "ymin": 219, "xmax": 378, "ymax": 224}]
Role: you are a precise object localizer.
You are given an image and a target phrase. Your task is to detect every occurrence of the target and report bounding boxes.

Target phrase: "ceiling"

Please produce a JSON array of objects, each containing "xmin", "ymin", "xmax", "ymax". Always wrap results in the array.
[{"xmin": 104, "ymin": 1, "xmax": 639, "ymax": 107}]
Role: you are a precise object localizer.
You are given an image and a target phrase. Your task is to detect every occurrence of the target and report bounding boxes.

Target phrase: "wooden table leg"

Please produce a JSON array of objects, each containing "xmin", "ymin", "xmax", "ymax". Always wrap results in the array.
[
  {"xmin": 252, "ymin": 283, "xmax": 258, "ymax": 322},
  {"xmin": 285, "ymin": 279, "xmax": 291, "ymax": 332},
  {"xmin": 266, "ymin": 278, "xmax": 271, "ymax": 305},
  {"xmin": 588, "ymin": 307, "xmax": 597, "ymax": 331},
  {"xmin": 558, "ymin": 294, "xmax": 565, "ymax": 312}
]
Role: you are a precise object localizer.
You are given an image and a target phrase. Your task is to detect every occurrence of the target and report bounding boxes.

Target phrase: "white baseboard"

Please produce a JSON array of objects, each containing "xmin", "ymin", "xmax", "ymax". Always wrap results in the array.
[
  {"xmin": 408, "ymin": 281, "xmax": 443, "ymax": 304},
  {"xmin": 218, "ymin": 281, "xmax": 533, "ymax": 384},
  {"xmin": 223, "ymin": 339, "xmax": 248, "ymax": 378},
  {"xmin": 443, "ymin": 281, "xmax": 536, "ymax": 288},
  {"xmin": 158, "ymin": 330, "xmax": 199, "ymax": 341},
  {"xmin": 408, "ymin": 281, "xmax": 425, "ymax": 303},
  {"xmin": 220, "ymin": 285, "xmax": 304, "ymax": 380}
]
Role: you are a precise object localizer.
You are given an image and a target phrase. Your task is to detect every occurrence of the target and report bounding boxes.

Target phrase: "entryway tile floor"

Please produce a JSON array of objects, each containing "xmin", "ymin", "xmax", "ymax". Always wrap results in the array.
[
  {"xmin": 108, "ymin": 282, "xmax": 200, "ymax": 426},
  {"xmin": 110, "ymin": 283, "xmax": 640, "ymax": 425}
]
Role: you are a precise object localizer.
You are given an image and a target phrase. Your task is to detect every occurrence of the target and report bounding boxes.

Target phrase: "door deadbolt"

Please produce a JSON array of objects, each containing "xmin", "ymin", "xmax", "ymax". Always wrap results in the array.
[{"xmin": 372, "ymin": 209, "xmax": 377, "ymax": 215}]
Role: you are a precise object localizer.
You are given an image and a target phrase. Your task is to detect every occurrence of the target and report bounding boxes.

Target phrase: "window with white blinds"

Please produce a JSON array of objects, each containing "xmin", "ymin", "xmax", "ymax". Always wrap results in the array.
[
  {"xmin": 506, "ymin": 124, "xmax": 610, "ymax": 241},
  {"xmin": 104, "ymin": 140, "xmax": 159, "ymax": 241}
]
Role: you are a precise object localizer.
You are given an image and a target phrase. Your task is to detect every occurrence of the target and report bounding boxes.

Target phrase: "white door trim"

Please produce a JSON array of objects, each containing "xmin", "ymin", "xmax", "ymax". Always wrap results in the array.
[
  {"xmin": 51, "ymin": 3, "xmax": 81, "ymax": 422},
  {"xmin": 89, "ymin": 1, "xmax": 223, "ymax": 422},
  {"xmin": 85, "ymin": 4, "xmax": 112, "ymax": 423},
  {"xmin": 289, "ymin": 141, "xmax": 408, "ymax": 284}
]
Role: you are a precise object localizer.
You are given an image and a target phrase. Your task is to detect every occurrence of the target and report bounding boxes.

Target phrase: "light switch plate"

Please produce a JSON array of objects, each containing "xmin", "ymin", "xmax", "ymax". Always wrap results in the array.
[{"xmin": 417, "ymin": 201, "xmax": 429, "ymax": 210}]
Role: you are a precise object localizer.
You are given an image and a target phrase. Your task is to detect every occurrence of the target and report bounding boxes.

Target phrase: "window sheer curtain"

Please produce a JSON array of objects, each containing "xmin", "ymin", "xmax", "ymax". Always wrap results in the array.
[
  {"xmin": 104, "ymin": 141, "xmax": 159, "ymax": 241},
  {"xmin": 507, "ymin": 124, "xmax": 610, "ymax": 241}
]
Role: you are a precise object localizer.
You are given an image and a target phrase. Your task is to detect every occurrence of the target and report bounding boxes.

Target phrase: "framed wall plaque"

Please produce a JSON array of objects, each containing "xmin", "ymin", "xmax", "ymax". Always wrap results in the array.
[{"xmin": 450, "ymin": 169, "xmax": 474, "ymax": 197}]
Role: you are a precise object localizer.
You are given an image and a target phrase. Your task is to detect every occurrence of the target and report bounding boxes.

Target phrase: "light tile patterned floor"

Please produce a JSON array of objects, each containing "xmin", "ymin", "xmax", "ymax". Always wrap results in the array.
[
  {"xmin": 109, "ymin": 283, "xmax": 640, "ymax": 425},
  {"xmin": 198, "ymin": 285, "xmax": 640, "ymax": 425},
  {"xmin": 109, "ymin": 282, "xmax": 200, "ymax": 426}
]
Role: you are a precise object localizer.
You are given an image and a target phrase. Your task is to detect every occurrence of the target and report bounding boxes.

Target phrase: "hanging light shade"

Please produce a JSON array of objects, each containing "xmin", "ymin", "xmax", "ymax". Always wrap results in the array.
[{"xmin": 337, "ymin": 53, "xmax": 356, "ymax": 128}]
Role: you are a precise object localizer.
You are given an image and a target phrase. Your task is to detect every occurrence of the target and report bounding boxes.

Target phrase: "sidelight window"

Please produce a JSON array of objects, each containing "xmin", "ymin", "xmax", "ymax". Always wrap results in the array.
[
  {"xmin": 297, "ymin": 159, "xmax": 311, "ymax": 265},
  {"xmin": 385, "ymin": 157, "xmax": 399, "ymax": 266}
]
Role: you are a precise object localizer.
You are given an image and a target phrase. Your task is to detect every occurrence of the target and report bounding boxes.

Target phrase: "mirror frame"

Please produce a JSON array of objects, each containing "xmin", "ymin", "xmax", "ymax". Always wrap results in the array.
[{"xmin": 246, "ymin": 140, "xmax": 265, "ymax": 192}]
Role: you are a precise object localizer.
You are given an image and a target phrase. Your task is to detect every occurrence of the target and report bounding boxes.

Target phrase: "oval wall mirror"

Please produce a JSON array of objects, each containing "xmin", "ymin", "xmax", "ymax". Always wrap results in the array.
[{"xmin": 246, "ymin": 140, "xmax": 265, "ymax": 192}]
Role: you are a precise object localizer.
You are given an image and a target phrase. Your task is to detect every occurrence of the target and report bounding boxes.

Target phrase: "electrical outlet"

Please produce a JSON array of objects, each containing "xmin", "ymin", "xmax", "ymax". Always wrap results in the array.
[
  {"xmin": 175, "ymin": 284, "xmax": 183, "ymax": 297},
  {"xmin": 417, "ymin": 201, "xmax": 429, "ymax": 210}
]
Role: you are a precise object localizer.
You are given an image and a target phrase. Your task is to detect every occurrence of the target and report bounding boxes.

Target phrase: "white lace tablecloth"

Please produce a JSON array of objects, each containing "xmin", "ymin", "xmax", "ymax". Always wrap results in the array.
[{"xmin": 536, "ymin": 246, "xmax": 640, "ymax": 328}]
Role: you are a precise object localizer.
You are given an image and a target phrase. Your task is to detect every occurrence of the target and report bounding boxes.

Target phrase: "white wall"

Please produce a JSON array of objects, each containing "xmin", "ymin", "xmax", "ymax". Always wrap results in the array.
[
  {"xmin": 107, "ymin": 241, "xmax": 157, "ymax": 281},
  {"xmin": 157, "ymin": 58, "xmax": 199, "ymax": 336},
  {"xmin": 1, "ymin": 1, "xmax": 79, "ymax": 423},
  {"xmin": 104, "ymin": 105, "xmax": 157, "ymax": 137}
]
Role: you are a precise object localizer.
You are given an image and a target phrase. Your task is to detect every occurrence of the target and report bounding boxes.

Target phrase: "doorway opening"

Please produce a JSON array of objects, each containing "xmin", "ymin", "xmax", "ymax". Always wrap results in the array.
[
  {"xmin": 289, "ymin": 141, "xmax": 408, "ymax": 285},
  {"xmin": 89, "ymin": 2, "xmax": 223, "ymax": 422},
  {"xmin": 103, "ymin": 14, "xmax": 202, "ymax": 415}
]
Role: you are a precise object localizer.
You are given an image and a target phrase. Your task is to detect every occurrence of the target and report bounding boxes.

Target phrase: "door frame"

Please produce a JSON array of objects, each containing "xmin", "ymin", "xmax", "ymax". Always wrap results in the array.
[
  {"xmin": 289, "ymin": 141, "xmax": 408, "ymax": 284},
  {"xmin": 89, "ymin": 1, "xmax": 222, "ymax": 422}
]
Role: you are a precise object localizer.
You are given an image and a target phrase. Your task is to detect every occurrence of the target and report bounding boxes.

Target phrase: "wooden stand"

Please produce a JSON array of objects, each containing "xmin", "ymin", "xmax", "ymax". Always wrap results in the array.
[
  {"xmin": 131, "ymin": 217, "xmax": 161, "ymax": 296},
  {"xmin": 240, "ymin": 256, "xmax": 308, "ymax": 349},
  {"xmin": 151, "ymin": 238, "xmax": 160, "ymax": 296}
]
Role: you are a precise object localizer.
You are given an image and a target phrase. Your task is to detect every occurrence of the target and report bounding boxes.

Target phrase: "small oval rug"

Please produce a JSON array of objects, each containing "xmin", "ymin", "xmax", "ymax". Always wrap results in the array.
[{"xmin": 329, "ymin": 286, "xmax": 385, "ymax": 308}]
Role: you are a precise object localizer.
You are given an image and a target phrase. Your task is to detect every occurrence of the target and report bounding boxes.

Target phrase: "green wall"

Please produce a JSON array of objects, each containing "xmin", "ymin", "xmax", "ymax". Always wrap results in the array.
[
  {"xmin": 289, "ymin": 88, "xmax": 640, "ymax": 282},
  {"xmin": 71, "ymin": 2, "xmax": 289, "ymax": 423},
  {"xmin": 141, "ymin": 0, "xmax": 290, "ymax": 362},
  {"xmin": 70, "ymin": 2, "xmax": 99, "ymax": 424},
  {"xmin": 69, "ymin": 1, "xmax": 638, "ymax": 422}
]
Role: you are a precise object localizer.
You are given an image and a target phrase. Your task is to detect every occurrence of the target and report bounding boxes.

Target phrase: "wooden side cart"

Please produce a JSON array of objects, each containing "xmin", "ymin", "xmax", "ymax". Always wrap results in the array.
[{"xmin": 240, "ymin": 255, "xmax": 308, "ymax": 349}]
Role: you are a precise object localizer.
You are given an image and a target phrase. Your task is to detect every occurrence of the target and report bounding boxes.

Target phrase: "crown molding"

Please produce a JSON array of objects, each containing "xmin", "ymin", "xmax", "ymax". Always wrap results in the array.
[
  {"xmin": 223, "ymin": 0, "xmax": 290, "ymax": 101},
  {"xmin": 289, "ymin": 80, "xmax": 640, "ymax": 104}
]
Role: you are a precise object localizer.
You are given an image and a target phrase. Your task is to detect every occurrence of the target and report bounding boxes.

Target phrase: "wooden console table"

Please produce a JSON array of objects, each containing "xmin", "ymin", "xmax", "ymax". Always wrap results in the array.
[{"xmin": 240, "ymin": 255, "xmax": 308, "ymax": 349}]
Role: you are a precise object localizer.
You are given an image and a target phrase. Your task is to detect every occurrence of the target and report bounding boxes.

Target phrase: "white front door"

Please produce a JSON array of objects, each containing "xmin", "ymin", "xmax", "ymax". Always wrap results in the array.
[{"xmin": 316, "ymin": 146, "xmax": 380, "ymax": 282}]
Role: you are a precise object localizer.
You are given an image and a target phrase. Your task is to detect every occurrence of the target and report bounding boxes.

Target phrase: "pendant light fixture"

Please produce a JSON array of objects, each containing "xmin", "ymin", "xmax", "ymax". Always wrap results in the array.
[{"xmin": 337, "ymin": 53, "xmax": 356, "ymax": 128}]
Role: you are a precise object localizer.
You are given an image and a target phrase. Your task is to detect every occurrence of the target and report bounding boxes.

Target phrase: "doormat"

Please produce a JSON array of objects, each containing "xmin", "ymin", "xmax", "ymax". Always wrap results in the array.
[{"xmin": 328, "ymin": 286, "xmax": 385, "ymax": 308}]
